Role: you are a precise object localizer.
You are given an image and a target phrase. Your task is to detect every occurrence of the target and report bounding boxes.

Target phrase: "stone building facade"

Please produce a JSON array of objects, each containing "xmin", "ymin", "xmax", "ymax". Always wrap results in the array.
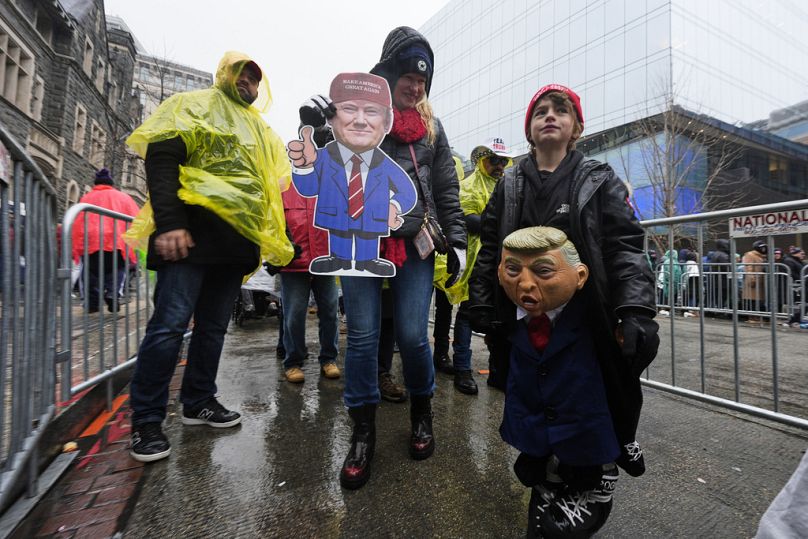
[{"xmin": 0, "ymin": 0, "xmax": 144, "ymax": 213}]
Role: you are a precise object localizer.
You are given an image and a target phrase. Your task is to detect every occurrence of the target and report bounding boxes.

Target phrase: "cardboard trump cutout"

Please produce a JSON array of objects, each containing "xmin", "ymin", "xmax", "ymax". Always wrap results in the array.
[{"xmin": 287, "ymin": 73, "xmax": 417, "ymax": 277}]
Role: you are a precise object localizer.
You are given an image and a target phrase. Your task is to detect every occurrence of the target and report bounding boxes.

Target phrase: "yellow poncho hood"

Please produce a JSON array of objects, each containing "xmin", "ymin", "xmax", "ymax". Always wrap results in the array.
[
  {"xmin": 434, "ymin": 159, "xmax": 504, "ymax": 303},
  {"xmin": 123, "ymin": 52, "xmax": 292, "ymax": 268}
]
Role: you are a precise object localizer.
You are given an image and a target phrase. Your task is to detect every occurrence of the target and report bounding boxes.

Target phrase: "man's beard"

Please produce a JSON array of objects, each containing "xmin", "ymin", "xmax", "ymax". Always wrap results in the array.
[{"xmin": 238, "ymin": 87, "xmax": 257, "ymax": 104}]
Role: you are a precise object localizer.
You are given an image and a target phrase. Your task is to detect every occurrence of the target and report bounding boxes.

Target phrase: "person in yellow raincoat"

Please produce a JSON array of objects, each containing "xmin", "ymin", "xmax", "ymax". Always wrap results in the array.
[
  {"xmin": 125, "ymin": 52, "xmax": 292, "ymax": 463},
  {"xmin": 433, "ymin": 138, "xmax": 514, "ymax": 395}
]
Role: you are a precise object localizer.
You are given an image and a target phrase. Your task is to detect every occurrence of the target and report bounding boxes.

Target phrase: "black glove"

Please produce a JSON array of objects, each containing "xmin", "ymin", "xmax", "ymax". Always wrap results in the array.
[
  {"xmin": 467, "ymin": 304, "xmax": 499, "ymax": 335},
  {"xmin": 263, "ymin": 243, "xmax": 302, "ymax": 276},
  {"xmin": 445, "ymin": 247, "xmax": 467, "ymax": 288},
  {"xmin": 619, "ymin": 310, "xmax": 660, "ymax": 377},
  {"xmin": 291, "ymin": 242, "xmax": 303, "ymax": 261},
  {"xmin": 263, "ymin": 261, "xmax": 282, "ymax": 276},
  {"xmin": 299, "ymin": 94, "xmax": 335, "ymax": 129}
]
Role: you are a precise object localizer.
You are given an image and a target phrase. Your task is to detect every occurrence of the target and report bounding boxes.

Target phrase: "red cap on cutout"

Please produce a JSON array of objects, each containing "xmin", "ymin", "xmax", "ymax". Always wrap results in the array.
[{"xmin": 329, "ymin": 72, "xmax": 392, "ymax": 108}]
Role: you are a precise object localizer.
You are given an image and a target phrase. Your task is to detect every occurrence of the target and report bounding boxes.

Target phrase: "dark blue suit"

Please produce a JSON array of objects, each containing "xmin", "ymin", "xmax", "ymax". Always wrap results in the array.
[
  {"xmin": 500, "ymin": 294, "xmax": 620, "ymax": 466},
  {"xmin": 292, "ymin": 142, "xmax": 417, "ymax": 262}
]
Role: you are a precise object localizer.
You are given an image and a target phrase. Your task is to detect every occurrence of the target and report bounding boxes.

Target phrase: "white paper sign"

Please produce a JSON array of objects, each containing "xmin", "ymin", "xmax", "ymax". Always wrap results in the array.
[{"xmin": 729, "ymin": 209, "xmax": 808, "ymax": 238}]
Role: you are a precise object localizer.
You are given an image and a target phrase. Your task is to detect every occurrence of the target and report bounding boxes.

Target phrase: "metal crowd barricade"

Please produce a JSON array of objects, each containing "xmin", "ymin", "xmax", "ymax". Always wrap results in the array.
[
  {"xmin": 801, "ymin": 265, "xmax": 808, "ymax": 323},
  {"xmin": 59, "ymin": 204, "xmax": 153, "ymax": 407},
  {"xmin": 658, "ymin": 262, "xmax": 795, "ymax": 319},
  {"xmin": 0, "ymin": 124, "xmax": 59, "ymax": 512},
  {"xmin": 641, "ymin": 200, "xmax": 808, "ymax": 430}
]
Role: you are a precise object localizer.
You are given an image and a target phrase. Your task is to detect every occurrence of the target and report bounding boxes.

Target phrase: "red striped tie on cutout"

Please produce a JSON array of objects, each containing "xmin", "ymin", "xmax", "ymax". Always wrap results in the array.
[{"xmin": 348, "ymin": 154, "xmax": 364, "ymax": 219}]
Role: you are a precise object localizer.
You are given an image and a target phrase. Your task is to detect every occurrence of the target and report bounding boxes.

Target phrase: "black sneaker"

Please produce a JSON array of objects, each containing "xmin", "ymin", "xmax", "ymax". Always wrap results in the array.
[
  {"xmin": 182, "ymin": 397, "xmax": 242, "ymax": 428},
  {"xmin": 130, "ymin": 422, "xmax": 171, "ymax": 463},
  {"xmin": 530, "ymin": 469, "xmax": 618, "ymax": 537},
  {"xmin": 616, "ymin": 440, "xmax": 646, "ymax": 477}
]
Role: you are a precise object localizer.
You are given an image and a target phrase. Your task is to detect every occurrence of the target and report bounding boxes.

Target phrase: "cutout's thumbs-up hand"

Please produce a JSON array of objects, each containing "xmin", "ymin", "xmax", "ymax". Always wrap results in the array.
[{"xmin": 287, "ymin": 125, "xmax": 317, "ymax": 169}]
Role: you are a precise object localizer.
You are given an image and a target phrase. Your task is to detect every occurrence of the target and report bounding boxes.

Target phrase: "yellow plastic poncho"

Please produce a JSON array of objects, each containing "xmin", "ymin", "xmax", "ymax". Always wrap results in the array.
[
  {"xmin": 123, "ymin": 51, "xmax": 293, "ymax": 268},
  {"xmin": 434, "ymin": 157, "xmax": 509, "ymax": 304}
]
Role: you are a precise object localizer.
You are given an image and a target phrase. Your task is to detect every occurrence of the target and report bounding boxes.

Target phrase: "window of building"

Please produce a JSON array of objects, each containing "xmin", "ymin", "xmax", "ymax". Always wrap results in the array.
[
  {"xmin": 789, "ymin": 162, "xmax": 806, "ymax": 190},
  {"xmin": 34, "ymin": 10, "xmax": 53, "ymax": 46},
  {"xmin": 769, "ymin": 156, "xmax": 788, "ymax": 185},
  {"xmin": 65, "ymin": 180, "xmax": 80, "ymax": 210},
  {"xmin": 0, "ymin": 20, "xmax": 35, "ymax": 114},
  {"xmin": 139, "ymin": 64, "xmax": 149, "ymax": 81},
  {"xmin": 108, "ymin": 80, "xmax": 118, "ymax": 108},
  {"xmin": 82, "ymin": 37, "xmax": 93, "ymax": 77},
  {"xmin": 95, "ymin": 58, "xmax": 105, "ymax": 92},
  {"xmin": 122, "ymin": 157, "xmax": 131, "ymax": 185},
  {"xmin": 89, "ymin": 120, "xmax": 106, "ymax": 168},
  {"xmin": 72, "ymin": 104, "xmax": 87, "ymax": 154},
  {"xmin": 174, "ymin": 73, "xmax": 184, "ymax": 91},
  {"xmin": 30, "ymin": 75, "xmax": 44, "ymax": 121}
]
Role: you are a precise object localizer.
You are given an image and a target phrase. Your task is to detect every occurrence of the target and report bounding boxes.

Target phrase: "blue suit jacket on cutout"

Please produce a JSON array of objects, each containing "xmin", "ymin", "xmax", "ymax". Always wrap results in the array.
[{"xmin": 291, "ymin": 142, "xmax": 417, "ymax": 235}]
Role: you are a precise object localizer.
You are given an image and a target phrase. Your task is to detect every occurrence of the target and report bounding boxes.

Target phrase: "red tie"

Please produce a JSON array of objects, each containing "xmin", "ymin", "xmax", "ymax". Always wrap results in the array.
[
  {"xmin": 527, "ymin": 314, "xmax": 551, "ymax": 352},
  {"xmin": 348, "ymin": 154, "xmax": 364, "ymax": 220}
]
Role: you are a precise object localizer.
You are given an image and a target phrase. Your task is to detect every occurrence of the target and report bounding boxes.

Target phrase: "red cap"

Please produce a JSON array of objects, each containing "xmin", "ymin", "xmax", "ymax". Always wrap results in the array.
[
  {"xmin": 329, "ymin": 72, "xmax": 391, "ymax": 108},
  {"xmin": 524, "ymin": 84, "xmax": 584, "ymax": 142},
  {"xmin": 242, "ymin": 60, "xmax": 262, "ymax": 81}
]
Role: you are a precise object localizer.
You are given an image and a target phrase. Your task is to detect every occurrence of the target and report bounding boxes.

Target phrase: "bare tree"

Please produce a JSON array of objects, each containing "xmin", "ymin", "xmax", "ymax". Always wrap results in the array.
[{"xmin": 607, "ymin": 86, "xmax": 748, "ymax": 253}]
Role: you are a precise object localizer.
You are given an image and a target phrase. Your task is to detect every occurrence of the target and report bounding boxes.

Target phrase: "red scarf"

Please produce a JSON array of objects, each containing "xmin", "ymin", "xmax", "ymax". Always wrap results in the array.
[{"xmin": 389, "ymin": 108, "xmax": 427, "ymax": 143}]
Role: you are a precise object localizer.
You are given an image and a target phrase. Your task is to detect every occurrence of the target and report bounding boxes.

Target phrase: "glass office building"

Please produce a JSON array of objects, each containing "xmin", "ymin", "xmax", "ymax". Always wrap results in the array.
[{"xmin": 420, "ymin": 0, "xmax": 808, "ymax": 159}]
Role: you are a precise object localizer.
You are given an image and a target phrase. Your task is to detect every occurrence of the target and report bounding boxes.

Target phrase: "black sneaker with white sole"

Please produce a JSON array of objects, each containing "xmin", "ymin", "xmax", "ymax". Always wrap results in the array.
[
  {"xmin": 130, "ymin": 422, "xmax": 171, "ymax": 463},
  {"xmin": 181, "ymin": 397, "xmax": 242, "ymax": 428}
]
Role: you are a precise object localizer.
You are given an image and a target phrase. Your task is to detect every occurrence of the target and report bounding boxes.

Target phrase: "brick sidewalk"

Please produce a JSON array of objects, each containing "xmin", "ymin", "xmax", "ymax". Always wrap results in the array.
[{"xmin": 24, "ymin": 361, "xmax": 186, "ymax": 539}]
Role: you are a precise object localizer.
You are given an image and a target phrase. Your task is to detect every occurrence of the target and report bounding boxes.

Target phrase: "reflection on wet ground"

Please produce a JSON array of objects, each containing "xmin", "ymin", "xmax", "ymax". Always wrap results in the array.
[{"xmin": 124, "ymin": 315, "xmax": 808, "ymax": 538}]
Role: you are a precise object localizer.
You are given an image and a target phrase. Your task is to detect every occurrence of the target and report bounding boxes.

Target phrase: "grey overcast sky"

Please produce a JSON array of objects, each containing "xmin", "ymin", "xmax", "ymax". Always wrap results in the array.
[{"xmin": 103, "ymin": 0, "xmax": 448, "ymax": 143}]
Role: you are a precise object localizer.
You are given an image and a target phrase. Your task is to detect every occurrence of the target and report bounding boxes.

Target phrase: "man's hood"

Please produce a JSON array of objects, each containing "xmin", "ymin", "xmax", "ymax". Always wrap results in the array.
[
  {"xmin": 370, "ymin": 26, "xmax": 435, "ymax": 96},
  {"xmin": 215, "ymin": 51, "xmax": 273, "ymax": 113}
]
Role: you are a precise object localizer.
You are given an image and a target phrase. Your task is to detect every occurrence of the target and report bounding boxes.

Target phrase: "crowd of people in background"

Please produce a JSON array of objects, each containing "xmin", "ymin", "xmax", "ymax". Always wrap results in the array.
[{"xmin": 653, "ymin": 240, "xmax": 806, "ymax": 327}]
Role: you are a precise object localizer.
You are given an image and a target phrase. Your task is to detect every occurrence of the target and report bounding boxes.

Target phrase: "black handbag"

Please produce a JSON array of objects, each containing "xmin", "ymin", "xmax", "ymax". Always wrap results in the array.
[{"xmin": 408, "ymin": 144, "xmax": 448, "ymax": 255}]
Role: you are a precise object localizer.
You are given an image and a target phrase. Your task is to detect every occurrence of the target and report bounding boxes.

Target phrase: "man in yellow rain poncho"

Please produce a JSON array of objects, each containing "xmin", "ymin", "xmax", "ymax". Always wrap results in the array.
[
  {"xmin": 125, "ymin": 52, "xmax": 292, "ymax": 463},
  {"xmin": 433, "ymin": 138, "xmax": 514, "ymax": 395}
]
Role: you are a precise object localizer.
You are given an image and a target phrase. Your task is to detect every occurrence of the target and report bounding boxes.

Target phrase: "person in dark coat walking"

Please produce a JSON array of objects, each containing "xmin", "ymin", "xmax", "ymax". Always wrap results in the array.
[{"xmin": 783, "ymin": 246, "xmax": 805, "ymax": 325}]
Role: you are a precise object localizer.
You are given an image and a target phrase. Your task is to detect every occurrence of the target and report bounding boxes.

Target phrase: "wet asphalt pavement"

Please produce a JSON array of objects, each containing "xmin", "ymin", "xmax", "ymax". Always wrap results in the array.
[{"xmin": 124, "ymin": 314, "xmax": 808, "ymax": 538}]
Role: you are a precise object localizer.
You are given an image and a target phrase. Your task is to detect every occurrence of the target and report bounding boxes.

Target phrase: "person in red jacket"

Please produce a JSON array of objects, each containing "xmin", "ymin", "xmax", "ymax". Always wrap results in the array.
[
  {"xmin": 279, "ymin": 182, "xmax": 341, "ymax": 383},
  {"xmin": 72, "ymin": 168, "xmax": 140, "ymax": 313}
]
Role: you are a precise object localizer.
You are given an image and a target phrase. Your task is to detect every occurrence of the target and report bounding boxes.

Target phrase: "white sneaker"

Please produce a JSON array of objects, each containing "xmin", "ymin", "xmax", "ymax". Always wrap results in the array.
[
  {"xmin": 683, "ymin": 311, "xmax": 695, "ymax": 318},
  {"xmin": 658, "ymin": 310, "xmax": 670, "ymax": 316}
]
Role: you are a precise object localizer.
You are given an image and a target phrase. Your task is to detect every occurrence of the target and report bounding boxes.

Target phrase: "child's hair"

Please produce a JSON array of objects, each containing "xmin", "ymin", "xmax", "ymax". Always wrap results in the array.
[{"xmin": 528, "ymin": 91, "xmax": 583, "ymax": 153}]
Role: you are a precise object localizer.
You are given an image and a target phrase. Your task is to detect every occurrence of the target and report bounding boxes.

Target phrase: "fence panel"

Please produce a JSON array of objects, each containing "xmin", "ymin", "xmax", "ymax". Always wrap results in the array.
[
  {"xmin": 641, "ymin": 200, "xmax": 808, "ymax": 429},
  {"xmin": 58, "ymin": 204, "xmax": 153, "ymax": 403},
  {"xmin": 0, "ymin": 124, "xmax": 59, "ymax": 512}
]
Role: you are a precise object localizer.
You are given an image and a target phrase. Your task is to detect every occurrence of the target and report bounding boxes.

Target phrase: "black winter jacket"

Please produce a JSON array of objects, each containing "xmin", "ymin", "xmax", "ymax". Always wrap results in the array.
[
  {"xmin": 378, "ymin": 122, "xmax": 465, "ymax": 248},
  {"xmin": 469, "ymin": 158, "xmax": 656, "ymax": 335},
  {"xmin": 468, "ymin": 157, "xmax": 657, "ymax": 450},
  {"xmin": 784, "ymin": 255, "xmax": 805, "ymax": 283},
  {"xmin": 707, "ymin": 239, "xmax": 731, "ymax": 267},
  {"xmin": 144, "ymin": 136, "xmax": 259, "ymax": 272}
]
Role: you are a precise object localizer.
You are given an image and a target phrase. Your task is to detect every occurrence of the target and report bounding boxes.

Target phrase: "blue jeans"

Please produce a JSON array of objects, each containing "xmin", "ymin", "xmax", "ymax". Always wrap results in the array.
[
  {"xmin": 280, "ymin": 272, "xmax": 339, "ymax": 369},
  {"xmin": 451, "ymin": 306, "xmax": 472, "ymax": 371},
  {"xmin": 130, "ymin": 263, "xmax": 243, "ymax": 425},
  {"xmin": 340, "ymin": 240, "xmax": 436, "ymax": 408}
]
